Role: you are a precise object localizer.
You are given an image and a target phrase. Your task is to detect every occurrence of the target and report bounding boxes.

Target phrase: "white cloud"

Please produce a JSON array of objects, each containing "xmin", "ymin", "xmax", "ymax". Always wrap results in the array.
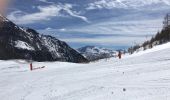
[
  {"xmin": 58, "ymin": 28, "xmax": 66, "ymax": 32},
  {"xmin": 87, "ymin": 0, "xmax": 127, "ymax": 10},
  {"xmin": 38, "ymin": 0, "xmax": 54, "ymax": 4},
  {"xmin": 7, "ymin": 4, "xmax": 89, "ymax": 24},
  {"xmin": 45, "ymin": 27, "xmax": 53, "ymax": 30},
  {"xmin": 39, "ymin": 0, "xmax": 48, "ymax": 2},
  {"xmin": 64, "ymin": 18, "xmax": 163, "ymax": 36},
  {"xmin": 87, "ymin": 0, "xmax": 170, "ymax": 10},
  {"xmin": 61, "ymin": 36, "xmax": 147, "ymax": 46},
  {"xmin": 7, "ymin": 5, "xmax": 61, "ymax": 24},
  {"xmin": 38, "ymin": 18, "xmax": 163, "ymax": 47}
]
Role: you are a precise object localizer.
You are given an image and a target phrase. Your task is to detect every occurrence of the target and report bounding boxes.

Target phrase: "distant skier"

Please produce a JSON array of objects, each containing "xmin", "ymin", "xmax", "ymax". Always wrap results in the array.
[{"xmin": 118, "ymin": 51, "xmax": 122, "ymax": 59}]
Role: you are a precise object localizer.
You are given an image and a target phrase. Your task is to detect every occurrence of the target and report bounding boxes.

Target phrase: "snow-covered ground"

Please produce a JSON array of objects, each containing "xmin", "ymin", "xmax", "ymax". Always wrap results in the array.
[{"xmin": 1, "ymin": 43, "xmax": 170, "ymax": 100}]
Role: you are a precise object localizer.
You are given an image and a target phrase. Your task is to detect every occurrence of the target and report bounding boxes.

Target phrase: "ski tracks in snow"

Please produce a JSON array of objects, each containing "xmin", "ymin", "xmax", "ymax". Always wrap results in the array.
[{"xmin": 1, "ymin": 43, "xmax": 170, "ymax": 100}]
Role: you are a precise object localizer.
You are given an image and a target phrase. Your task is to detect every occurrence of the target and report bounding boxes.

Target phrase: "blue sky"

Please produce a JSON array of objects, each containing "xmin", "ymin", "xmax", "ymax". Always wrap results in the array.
[{"xmin": 6, "ymin": 0, "xmax": 170, "ymax": 49}]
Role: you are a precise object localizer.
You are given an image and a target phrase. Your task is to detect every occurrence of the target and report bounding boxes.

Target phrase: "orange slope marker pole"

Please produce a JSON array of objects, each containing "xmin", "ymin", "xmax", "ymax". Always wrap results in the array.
[{"xmin": 30, "ymin": 63, "xmax": 33, "ymax": 71}]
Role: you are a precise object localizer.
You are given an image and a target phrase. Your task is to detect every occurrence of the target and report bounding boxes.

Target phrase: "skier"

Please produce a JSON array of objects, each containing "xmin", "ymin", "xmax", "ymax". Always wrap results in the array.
[{"xmin": 118, "ymin": 51, "xmax": 122, "ymax": 59}]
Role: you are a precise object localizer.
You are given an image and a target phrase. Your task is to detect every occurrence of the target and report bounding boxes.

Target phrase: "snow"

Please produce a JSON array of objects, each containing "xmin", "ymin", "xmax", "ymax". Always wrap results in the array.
[
  {"xmin": 41, "ymin": 36, "xmax": 61, "ymax": 58},
  {"xmin": 86, "ymin": 47, "xmax": 109, "ymax": 54},
  {"xmin": 78, "ymin": 46, "xmax": 117, "ymax": 57},
  {"xmin": 127, "ymin": 42, "xmax": 170, "ymax": 58},
  {"xmin": 0, "ymin": 14, "xmax": 10, "ymax": 22},
  {"xmin": 1, "ymin": 42, "xmax": 170, "ymax": 100},
  {"xmin": 14, "ymin": 40, "xmax": 35, "ymax": 51}
]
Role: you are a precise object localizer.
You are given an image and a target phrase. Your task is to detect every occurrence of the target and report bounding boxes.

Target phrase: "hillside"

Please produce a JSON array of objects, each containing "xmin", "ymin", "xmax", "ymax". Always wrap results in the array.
[
  {"xmin": 0, "ymin": 15, "xmax": 88, "ymax": 63},
  {"xmin": 128, "ymin": 23, "xmax": 170, "ymax": 54},
  {"xmin": 1, "ymin": 42, "xmax": 170, "ymax": 100}
]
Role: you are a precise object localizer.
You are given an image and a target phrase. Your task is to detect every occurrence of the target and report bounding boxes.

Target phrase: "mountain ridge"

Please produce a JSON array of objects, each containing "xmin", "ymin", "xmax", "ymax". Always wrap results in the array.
[
  {"xmin": 77, "ymin": 46, "xmax": 117, "ymax": 61},
  {"xmin": 0, "ymin": 14, "xmax": 88, "ymax": 63}
]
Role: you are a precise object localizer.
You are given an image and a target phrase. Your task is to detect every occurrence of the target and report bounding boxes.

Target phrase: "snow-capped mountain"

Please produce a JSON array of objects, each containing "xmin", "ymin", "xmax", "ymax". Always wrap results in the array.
[
  {"xmin": 77, "ymin": 46, "xmax": 117, "ymax": 61},
  {"xmin": 0, "ymin": 15, "xmax": 88, "ymax": 63}
]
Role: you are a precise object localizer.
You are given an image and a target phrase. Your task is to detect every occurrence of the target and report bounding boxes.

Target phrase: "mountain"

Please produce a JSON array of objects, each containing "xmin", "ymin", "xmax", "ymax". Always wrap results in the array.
[
  {"xmin": 0, "ymin": 15, "xmax": 88, "ymax": 63},
  {"xmin": 77, "ymin": 46, "xmax": 117, "ymax": 61}
]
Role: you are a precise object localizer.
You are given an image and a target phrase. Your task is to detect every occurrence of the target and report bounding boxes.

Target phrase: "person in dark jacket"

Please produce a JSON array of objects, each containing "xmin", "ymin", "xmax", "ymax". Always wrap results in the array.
[{"xmin": 118, "ymin": 51, "xmax": 122, "ymax": 59}]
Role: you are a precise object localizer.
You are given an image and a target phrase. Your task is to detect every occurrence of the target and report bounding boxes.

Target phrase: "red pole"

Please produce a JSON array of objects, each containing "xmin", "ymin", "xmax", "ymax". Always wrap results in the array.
[{"xmin": 30, "ymin": 63, "xmax": 33, "ymax": 71}]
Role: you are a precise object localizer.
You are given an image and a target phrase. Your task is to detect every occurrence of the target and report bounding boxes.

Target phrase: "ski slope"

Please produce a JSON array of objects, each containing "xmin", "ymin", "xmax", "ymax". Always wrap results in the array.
[{"xmin": 1, "ymin": 43, "xmax": 170, "ymax": 100}]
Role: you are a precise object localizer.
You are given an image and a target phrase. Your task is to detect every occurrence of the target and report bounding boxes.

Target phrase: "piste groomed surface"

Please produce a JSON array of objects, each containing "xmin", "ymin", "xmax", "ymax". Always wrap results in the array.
[{"xmin": 1, "ymin": 42, "xmax": 170, "ymax": 100}]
